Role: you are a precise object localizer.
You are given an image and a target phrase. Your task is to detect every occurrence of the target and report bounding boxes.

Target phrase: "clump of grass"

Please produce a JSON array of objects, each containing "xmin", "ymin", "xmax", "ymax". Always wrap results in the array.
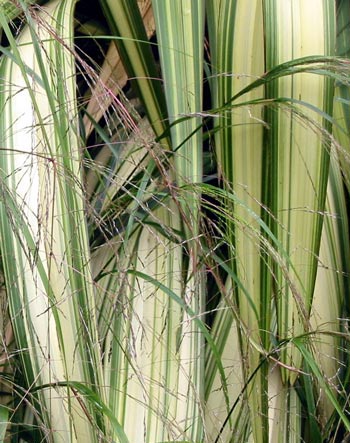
[{"xmin": 0, "ymin": 1, "xmax": 350, "ymax": 443}]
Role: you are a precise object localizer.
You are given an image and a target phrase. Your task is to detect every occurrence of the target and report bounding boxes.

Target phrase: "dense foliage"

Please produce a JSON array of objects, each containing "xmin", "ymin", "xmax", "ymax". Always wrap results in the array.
[{"xmin": 0, "ymin": 1, "xmax": 350, "ymax": 442}]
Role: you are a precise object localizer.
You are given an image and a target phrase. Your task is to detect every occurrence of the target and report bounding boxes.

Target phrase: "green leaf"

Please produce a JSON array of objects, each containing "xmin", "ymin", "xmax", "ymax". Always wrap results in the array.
[
  {"xmin": 97, "ymin": 0, "xmax": 168, "ymax": 141},
  {"xmin": 0, "ymin": 405, "xmax": 8, "ymax": 443}
]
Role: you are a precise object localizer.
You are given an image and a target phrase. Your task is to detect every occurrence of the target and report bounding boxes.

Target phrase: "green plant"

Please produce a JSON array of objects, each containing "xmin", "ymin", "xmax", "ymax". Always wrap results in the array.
[{"xmin": 0, "ymin": 1, "xmax": 349, "ymax": 442}]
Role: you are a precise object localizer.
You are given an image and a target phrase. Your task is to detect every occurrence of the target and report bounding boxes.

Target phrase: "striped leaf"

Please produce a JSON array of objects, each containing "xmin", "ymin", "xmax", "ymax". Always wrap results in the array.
[
  {"xmin": 0, "ymin": 1, "xmax": 104, "ymax": 441},
  {"xmin": 206, "ymin": 1, "xmax": 267, "ymax": 441},
  {"xmin": 263, "ymin": 0, "xmax": 336, "ymax": 384}
]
